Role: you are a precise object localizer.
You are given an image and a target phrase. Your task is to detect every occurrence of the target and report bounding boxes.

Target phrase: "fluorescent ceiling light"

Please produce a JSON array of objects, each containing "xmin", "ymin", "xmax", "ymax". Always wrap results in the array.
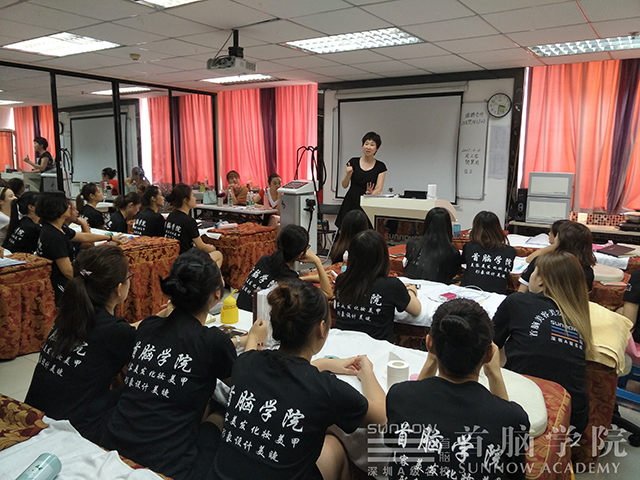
[
  {"xmin": 2, "ymin": 33, "xmax": 120, "ymax": 57},
  {"xmin": 0, "ymin": 100, "xmax": 23, "ymax": 105},
  {"xmin": 133, "ymin": 0, "xmax": 203, "ymax": 8},
  {"xmin": 284, "ymin": 27, "xmax": 423, "ymax": 54},
  {"xmin": 529, "ymin": 35, "xmax": 640, "ymax": 57},
  {"xmin": 201, "ymin": 74, "xmax": 276, "ymax": 84},
  {"xmin": 91, "ymin": 86, "xmax": 152, "ymax": 96}
]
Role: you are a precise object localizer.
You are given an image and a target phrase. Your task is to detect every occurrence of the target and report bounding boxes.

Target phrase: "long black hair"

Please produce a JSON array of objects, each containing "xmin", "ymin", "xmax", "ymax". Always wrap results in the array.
[
  {"xmin": 160, "ymin": 249, "xmax": 223, "ymax": 316},
  {"xmin": 330, "ymin": 209, "xmax": 369, "ymax": 264},
  {"xmin": 334, "ymin": 230, "xmax": 389, "ymax": 306},
  {"xmin": 269, "ymin": 280, "xmax": 330, "ymax": 353},
  {"xmin": 3, "ymin": 192, "xmax": 38, "ymax": 248},
  {"xmin": 166, "ymin": 184, "xmax": 192, "ymax": 209},
  {"xmin": 53, "ymin": 245, "xmax": 129, "ymax": 356},
  {"xmin": 76, "ymin": 183, "xmax": 99, "ymax": 214},
  {"xmin": 405, "ymin": 207, "xmax": 460, "ymax": 283},
  {"xmin": 141, "ymin": 185, "xmax": 161, "ymax": 208},
  {"xmin": 431, "ymin": 298, "xmax": 493, "ymax": 378},
  {"xmin": 266, "ymin": 224, "xmax": 309, "ymax": 277}
]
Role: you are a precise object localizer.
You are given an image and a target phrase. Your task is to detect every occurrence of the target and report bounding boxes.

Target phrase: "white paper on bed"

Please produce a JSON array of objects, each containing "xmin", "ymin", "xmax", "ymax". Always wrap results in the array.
[
  {"xmin": 393, "ymin": 278, "xmax": 507, "ymax": 327},
  {"xmin": 0, "ymin": 419, "xmax": 161, "ymax": 479},
  {"xmin": 507, "ymin": 233, "xmax": 550, "ymax": 248},
  {"xmin": 594, "ymin": 251, "xmax": 630, "ymax": 270}
]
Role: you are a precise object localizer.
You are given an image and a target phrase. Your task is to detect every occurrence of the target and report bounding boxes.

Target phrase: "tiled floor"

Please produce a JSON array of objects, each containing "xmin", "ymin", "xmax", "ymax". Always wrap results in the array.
[{"xmin": 0, "ymin": 352, "xmax": 39, "ymax": 403}]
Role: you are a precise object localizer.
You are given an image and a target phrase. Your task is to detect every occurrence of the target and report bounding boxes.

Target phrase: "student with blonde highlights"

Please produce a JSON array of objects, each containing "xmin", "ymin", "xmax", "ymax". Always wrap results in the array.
[
  {"xmin": 212, "ymin": 280, "xmax": 386, "ymax": 480},
  {"xmin": 519, "ymin": 221, "xmax": 595, "ymax": 292},
  {"xmin": 460, "ymin": 210, "xmax": 516, "ymax": 294},
  {"xmin": 493, "ymin": 250, "xmax": 592, "ymax": 434}
]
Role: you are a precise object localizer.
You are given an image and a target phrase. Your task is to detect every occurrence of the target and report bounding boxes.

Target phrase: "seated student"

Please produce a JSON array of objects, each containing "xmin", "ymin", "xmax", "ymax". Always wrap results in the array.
[
  {"xmin": 460, "ymin": 210, "xmax": 516, "ymax": 294},
  {"xmin": 519, "ymin": 221, "xmax": 595, "ymax": 293},
  {"xmin": 101, "ymin": 167, "xmax": 119, "ymax": 195},
  {"xmin": 236, "ymin": 224, "xmax": 332, "ymax": 312},
  {"xmin": 125, "ymin": 166, "xmax": 150, "ymax": 196},
  {"xmin": 164, "ymin": 184, "xmax": 222, "ymax": 267},
  {"xmin": 329, "ymin": 209, "xmax": 369, "ymax": 265},
  {"xmin": 212, "ymin": 280, "xmax": 387, "ymax": 480},
  {"xmin": 493, "ymin": 251, "xmax": 593, "ymax": 435},
  {"xmin": 226, "ymin": 170, "xmax": 248, "ymax": 205},
  {"xmin": 133, "ymin": 186, "xmax": 165, "ymax": 237},
  {"xmin": 0, "ymin": 186, "xmax": 16, "ymax": 245},
  {"xmin": 334, "ymin": 230, "xmax": 421, "ymax": 342},
  {"xmin": 102, "ymin": 249, "xmax": 266, "ymax": 480},
  {"xmin": 385, "ymin": 299, "xmax": 529, "ymax": 480},
  {"xmin": 65, "ymin": 200, "xmax": 93, "ymax": 260},
  {"xmin": 25, "ymin": 246, "xmax": 136, "ymax": 443},
  {"xmin": 8, "ymin": 178, "xmax": 25, "ymax": 198},
  {"xmin": 525, "ymin": 218, "xmax": 570, "ymax": 263},
  {"xmin": 35, "ymin": 192, "xmax": 122, "ymax": 303},
  {"xmin": 4, "ymin": 192, "xmax": 40, "ymax": 253},
  {"xmin": 404, "ymin": 207, "xmax": 461, "ymax": 284},
  {"xmin": 254, "ymin": 173, "xmax": 281, "ymax": 228},
  {"xmin": 106, "ymin": 192, "xmax": 141, "ymax": 233},
  {"xmin": 76, "ymin": 183, "xmax": 105, "ymax": 229},
  {"xmin": 622, "ymin": 270, "xmax": 640, "ymax": 344}
]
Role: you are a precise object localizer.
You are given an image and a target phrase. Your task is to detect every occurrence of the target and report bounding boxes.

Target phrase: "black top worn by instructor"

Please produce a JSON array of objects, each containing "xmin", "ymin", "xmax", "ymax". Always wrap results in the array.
[{"xmin": 335, "ymin": 157, "xmax": 386, "ymax": 229}]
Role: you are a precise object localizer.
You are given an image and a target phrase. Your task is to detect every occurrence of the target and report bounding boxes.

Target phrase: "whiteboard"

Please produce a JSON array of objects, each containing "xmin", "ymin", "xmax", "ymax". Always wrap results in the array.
[
  {"xmin": 336, "ymin": 94, "xmax": 462, "ymax": 202},
  {"xmin": 456, "ymin": 103, "xmax": 488, "ymax": 199},
  {"xmin": 70, "ymin": 114, "xmax": 127, "ymax": 183}
]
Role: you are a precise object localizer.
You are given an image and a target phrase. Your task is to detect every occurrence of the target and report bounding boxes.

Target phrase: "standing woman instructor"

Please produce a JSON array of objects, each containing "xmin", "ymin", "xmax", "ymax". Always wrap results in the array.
[{"xmin": 335, "ymin": 132, "xmax": 386, "ymax": 229}]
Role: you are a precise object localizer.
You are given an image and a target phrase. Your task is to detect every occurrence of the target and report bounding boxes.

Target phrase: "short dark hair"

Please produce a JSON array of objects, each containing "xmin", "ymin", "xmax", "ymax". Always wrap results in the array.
[
  {"xmin": 227, "ymin": 170, "xmax": 240, "ymax": 182},
  {"xmin": 7, "ymin": 178, "xmax": 24, "ymax": 196},
  {"xmin": 161, "ymin": 249, "xmax": 223, "ymax": 315},
  {"xmin": 362, "ymin": 131, "xmax": 381, "ymax": 149},
  {"xmin": 36, "ymin": 191, "xmax": 69, "ymax": 222},
  {"xmin": 34, "ymin": 137, "xmax": 48, "ymax": 149},
  {"xmin": 431, "ymin": 299, "xmax": 493, "ymax": 377},
  {"xmin": 166, "ymin": 183, "xmax": 192, "ymax": 209},
  {"xmin": 268, "ymin": 173, "xmax": 281, "ymax": 185}
]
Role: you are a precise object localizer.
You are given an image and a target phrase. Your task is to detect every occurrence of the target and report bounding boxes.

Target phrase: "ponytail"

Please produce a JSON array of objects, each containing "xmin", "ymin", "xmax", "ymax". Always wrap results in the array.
[
  {"xmin": 76, "ymin": 183, "xmax": 99, "ymax": 214},
  {"xmin": 267, "ymin": 224, "xmax": 308, "ymax": 277},
  {"xmin": 114, "ymin": 192, "xmax": 141, "ymax": 210},
  {"xmin": 3, "ymin": 192, "xmax": 38, "ymax": 248}
]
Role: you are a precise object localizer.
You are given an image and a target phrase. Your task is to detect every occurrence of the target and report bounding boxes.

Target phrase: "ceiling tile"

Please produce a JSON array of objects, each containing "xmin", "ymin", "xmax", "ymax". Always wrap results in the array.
[
  {"xmin": 152, "ymin": 70, "xmax": 208, "ymax": 83},
  {"xmin": 97, "ymin": 47, "xmax": 175, "ymax": 63},
  {"xmin": 0, "ymin": 20, "xmax": 58, "ymax": 40},
  {"xmin": 506, "ymin": 24, "xmax": 597, "ymax": 47},
  {"xmin": 374, "ymin": 42, "xmax": 450, "ymax": 60},
  {"xmin": 479, "ymin": 57, "xmax": 545, "ymax": 69},
  {"xmin": 88, "ymin": 62, "xmax": 180, "ymax": 77},
  {"xmin": 243, "ymin": 44, "xmax": 310, "ymax": 61},
  {"xmin": 150, "ymin": 56, "xmax": 204, "ymax": 71},
  {"xmin": 240, "ymin": 19, "xmax": 325, "ymax": 44},
  {"xmin": 578, "ymin": 0, "xmax": 640, "ymax": 23},
  {"xmin": 143, "ymin": 39, "xmax": 212, "ymax": 57},
  {"xmin": 275, "ymin": 56, "xmax": 339, "ymax": 69},
  {"xmin": 591, "ymin": 17, "xmax": 640, "ymax": 38},
  {"xmin": 166, "ymin": 0, "xmax": 275, "ymax": 29},
  {"xmin": 355, "ymin": 59, "xmax": 417, "ymax": 73},
  {"xmin": 233, "ymin": 0, "xmax": 352, "ymax": 20},
  {"xmin": 460, "ymin": 47, "xmax": 537, "ymax": 64},
  {"xmin": 305, "ymin": 64, "xmax": 373, "ymax": 77},
  {"xmin": 239, "ymin": 60, "xmax": 300, "ymax": 74},
  {"xmin": 0, "ymin": 0, "xmax": 22, "ymax": 8},
  {"xmin": 609, "ymin": 49, "xmax": 640, "ymax": 60},
  {"xmin": 540, "ymin": 51, "xmax": 613, "ymax": 65},
  {"xmin": 29, "ymin": 0, "xmax": 150, "ymax": 22},
  {"xmin": 435, "ymin": 34, "xmax": 517, "ymax": 54},
  {"xmin": 405, "ymin": 16, "xmax": 499, "ymax": 42},
  {"xmin": 404, "ymin": 54, "xmax": 479, "ymax": 71},
  {"xmin": 362, "ymin": 0, "xmax": 475, "ymax": 27},
  {"xmin": 0, "ymin": 65, "xmax": 49, "ymax": 81},
  {"xmin": 458, "ymin": 0, "xmax": 562, "ymax": 15},
  {"xmin": 344, "ymin": 0, "xmax": 393, "ymax": 5},
  {"xmin": 178, "ymin": 31, "xmax": 264, "ymax": 50},
  {"xmin": 318, "ymin": 49, "xmax": 390, "ymax": 65},
  {"xmin": 36, "ymin": 51, "xmax": 133, "ymax": 70},
  {"xmin": 383, "ymin": 68, "xmax": 431, "ymax": 78},
  {"xmin": 1, "ymin": 2, "xmax": 100, "ymax": 30},
  {"xmin": 115, "ymin": 11, "xmax": 213, "ymax": 37},
  {"xmin": 483, "ymin": 2, "xmax": 586, "ymax": 33},
  {"xmin": 0, "ymin": 47, "xmax": 50, "ymax": 63},
  {"xmin": 70, "ymin": 22, "xmax": 166, "ymax": 46},
  {"xmin": 331, "ymin": 71, "xmax": 385, "ymax": 81},
  {"xmin": 293, "ymin": 7, "xmax": 391, "ymax": 35}
]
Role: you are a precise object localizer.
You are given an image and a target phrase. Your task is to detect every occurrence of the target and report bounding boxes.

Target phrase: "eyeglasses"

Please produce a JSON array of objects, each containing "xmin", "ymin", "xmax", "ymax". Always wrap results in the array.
[{"xmin": 125, "ymin": 271, "xmax": 134, "ymax": 282}]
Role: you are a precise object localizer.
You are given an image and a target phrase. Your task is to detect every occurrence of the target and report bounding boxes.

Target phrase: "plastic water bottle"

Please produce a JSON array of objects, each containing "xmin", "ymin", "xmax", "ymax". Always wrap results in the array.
[
  {"xmin": 247, "ymin": 191, "xmax": 254, "ymax": 209},
  {"xmin": 16, "ymin": 453, "xmax": 62, "ymax": 479},
  {"xmin": 227, "ymin": 186, "xmax": 233, "ymax": 207}
]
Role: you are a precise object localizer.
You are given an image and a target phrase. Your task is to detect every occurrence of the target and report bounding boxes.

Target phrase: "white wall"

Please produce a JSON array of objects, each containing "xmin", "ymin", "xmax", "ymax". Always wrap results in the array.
[
  {"xmin": 0, "ymin": 107, "xmax": 14, "ymax": 130},
  {"xmin": 322, "ymin": 77, "xmax": 515, "ymax": 230}
]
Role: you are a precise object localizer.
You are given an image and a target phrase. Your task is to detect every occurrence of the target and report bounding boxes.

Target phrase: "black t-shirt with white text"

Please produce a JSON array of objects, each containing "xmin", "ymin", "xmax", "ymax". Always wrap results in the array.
[
  {"xmin": 520, "ymin": 256, "xmax": 594, "ymax": 291},
  {"xmin": 79, "ymin": 204, "xmax": 105, "ymax": 229},
  {"xmin": 624, "ymin": 270, "xmax": 640, "ymax": 343},
  {"xmin": 165, "ymin": 210, "xmax": 199, "ymax": 255},
  {"xmin": 133, "ymin": 208, "xmax": 165, "ymax": 237},
  {"xmin": 106, "ymin": 210, "xmax": 128, "ymax": 233},
  {"xmin": 35, "ymin": 222, "xmax": 75, "ymax": 301},
  {"xmin": 385, "ymin": 377, "xmax": 529, "ymax": 480},
  {"xmin": 493, "ymin": 292, "xmax": 589, "ymax": 433},
  {"xmin": 335, "ymin": 276, "xmax": 411, "ymax": 342},
  {"xmin": 461, "ymin": 242, "xmax": 517, "ymax": 294},
  {"xmin": 237, "ymin": 255, "xmax": 299, "ymax": 312},
  {"xmin": 102, "ymin": 309, "xmax": 236, "ymax": 480},
  {"xmin": 25, "ymin": 309, "xmax": 136, "ymax": 443},
  {"xmin": 6, "ymin": 216, "xmax": 40, "ymax": 253},
  {"xmin": 213, "ymin": 349, "xmax": 368, "ymax": 480}
]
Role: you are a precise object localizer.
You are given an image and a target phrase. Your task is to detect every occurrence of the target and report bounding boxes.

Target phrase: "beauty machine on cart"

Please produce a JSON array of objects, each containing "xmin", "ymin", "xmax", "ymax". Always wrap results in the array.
[{"xmin": 278, "ymin": 180, "xmax": 318, "ymax": 269}]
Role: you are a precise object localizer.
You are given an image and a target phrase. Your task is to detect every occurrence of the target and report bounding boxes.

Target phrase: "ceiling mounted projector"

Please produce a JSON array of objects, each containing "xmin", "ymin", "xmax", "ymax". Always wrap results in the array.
[{"xmin": 207, "ymin": 29, "xmax": 256, "ymax": 74}]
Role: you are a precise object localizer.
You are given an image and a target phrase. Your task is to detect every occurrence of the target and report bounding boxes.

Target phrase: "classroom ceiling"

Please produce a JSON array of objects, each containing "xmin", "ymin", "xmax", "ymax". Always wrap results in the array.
[{"xmin": 0, "ymin": 0, "xmax": 639, "ymax": 105}]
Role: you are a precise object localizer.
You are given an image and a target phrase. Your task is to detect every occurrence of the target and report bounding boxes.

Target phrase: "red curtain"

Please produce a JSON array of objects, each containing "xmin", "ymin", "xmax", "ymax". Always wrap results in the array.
[
  {"xmin": 37, "ymin": 105, "xmax": 55, "ymax": 153},
  {"xmin": 178, "ymin": 94, "xmax": 214, "ymax": 185},
  {"xmin": 218, "ymin": 89, "xmax": 267, "ymax": 188},
  {"xmin": 13, "ymin": 106, "xmax": 35, "ymax": 169},
  {"xmin": 0, "ymin": 131, "xmax": 13, "ymax": 169},
  {"xmin": 147, "ymin": 96, "xmax": 172, "ymax": 185},
  {"xmin": 276, "ymin": 84, "xmax": 318, "ymax": 183}
]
